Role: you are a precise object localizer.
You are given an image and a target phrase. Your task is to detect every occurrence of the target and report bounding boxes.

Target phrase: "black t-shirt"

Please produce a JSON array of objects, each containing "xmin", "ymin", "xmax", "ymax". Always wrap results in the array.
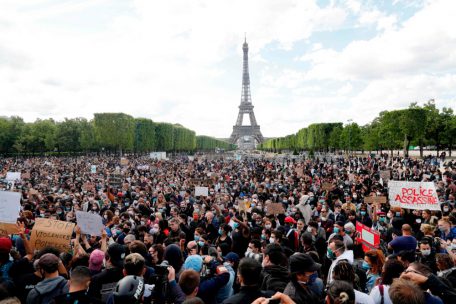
[
  {"xmin": 53, "ymin": 290, "xmax": 101, "ymax": 304},
  {"xmin": 88, "ymin": 267, "xmax": 124, "ymax": 300},
  {"xmin": 232, "ymin": 229, "xmax": 250, "ymax": 258},
  {"xmin": 14, "ymin": 272, "xmax": 41, "ymax": 303}
]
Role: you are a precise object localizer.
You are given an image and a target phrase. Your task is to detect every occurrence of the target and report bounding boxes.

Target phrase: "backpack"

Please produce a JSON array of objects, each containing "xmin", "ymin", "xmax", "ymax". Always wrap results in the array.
[
  {"xmin": 286, "ymin": 229, "xmax": 299, "ymax": 251},
  {"xmin": 32, "ymin": 279, "xmax": 67, "ymax": 304}
]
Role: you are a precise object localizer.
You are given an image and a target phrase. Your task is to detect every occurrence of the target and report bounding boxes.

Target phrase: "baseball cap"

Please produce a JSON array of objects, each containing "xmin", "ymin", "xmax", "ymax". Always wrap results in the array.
[
  {"xmin": 107, "ymin": 243, "xmax": 126, "ymax": 268},
  {"xmin": 0, "ymin": 237, "xmax": 12, "ymax": 253},
  {"xmin": 38, "ymin": 253, "xmax": 60, "ymax": 273},
  {"xmin": 225, "ymin": 252, "xmax": 240, "ymax": 263},
  {"xmin": 284, "ymin": 216, "xmax": 296, "ymax": 224},
  {"xmin": 289, "ymin": 253, "xmax": 321, "ymax": 273}
]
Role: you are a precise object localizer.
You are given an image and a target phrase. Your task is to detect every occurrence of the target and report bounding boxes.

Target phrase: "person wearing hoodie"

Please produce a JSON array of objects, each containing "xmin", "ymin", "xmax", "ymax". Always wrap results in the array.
[
  {"xmin": 260, "ymin": 244, "xmax": 290, "ymax": 293},
  {"xmin": 327, "ymin": 238, "xmax": 354, "ymax": 284},
  {"xmin": 26, "ymin": 253, "xmax": 69, "ymax": 304}
]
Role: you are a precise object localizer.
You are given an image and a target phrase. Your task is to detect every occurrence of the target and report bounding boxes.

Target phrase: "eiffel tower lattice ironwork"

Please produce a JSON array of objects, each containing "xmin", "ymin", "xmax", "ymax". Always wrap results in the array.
[{"xmin": 229, "ymin": 37, "xmax": 264, "ymax": 149}]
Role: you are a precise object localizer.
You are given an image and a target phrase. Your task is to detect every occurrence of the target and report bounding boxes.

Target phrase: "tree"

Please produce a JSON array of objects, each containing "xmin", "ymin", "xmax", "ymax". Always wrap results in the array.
[
  {"xmin": 55, "ymin": 118, "xmax": 85, "ymax": 152},
  {"xmin": 134, "ymin": 118, "xmax": 156, "ymax": 153},
  {"xmin": 94, "ymin": 113, "xmax": 135, "ymax": 154}
]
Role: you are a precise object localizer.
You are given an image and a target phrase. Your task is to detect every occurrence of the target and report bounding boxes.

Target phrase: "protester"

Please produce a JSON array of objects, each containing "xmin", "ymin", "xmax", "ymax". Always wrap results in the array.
[{"xmin": 0, "ymin": 153, "xmax": 454, "ymax": 304}]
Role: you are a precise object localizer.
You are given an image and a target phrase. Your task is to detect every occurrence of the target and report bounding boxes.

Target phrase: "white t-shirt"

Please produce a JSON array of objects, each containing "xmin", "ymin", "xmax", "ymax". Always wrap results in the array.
[
  {"xmin": 370, "ymin": 285, "xmax": 392, "ymax": 304},
  {"xmin": 355, "ymin": 290, "xmax": 375, "ymax": 304}
]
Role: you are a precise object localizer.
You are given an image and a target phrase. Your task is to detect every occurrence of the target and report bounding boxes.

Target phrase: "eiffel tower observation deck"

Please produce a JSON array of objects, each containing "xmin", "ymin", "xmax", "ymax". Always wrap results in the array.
[{"xmin": 229, "ymin": 36, "xmax": 264, "ymax": 150}]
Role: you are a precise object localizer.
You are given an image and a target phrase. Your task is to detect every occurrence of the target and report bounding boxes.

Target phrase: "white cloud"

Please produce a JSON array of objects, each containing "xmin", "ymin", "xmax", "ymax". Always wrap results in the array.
[{"xmin": 0, "ymin": 0, "xmax": 455, "ymax": 139}]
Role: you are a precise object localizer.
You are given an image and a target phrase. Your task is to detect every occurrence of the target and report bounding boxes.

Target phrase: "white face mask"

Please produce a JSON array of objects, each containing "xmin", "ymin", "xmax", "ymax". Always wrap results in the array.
[
  {"xmin": 269, "ymin": 237, "xmax": 275, "ymax": 244},
  {"xmin": 265, "ymin": 224, "xmax": 272, "ymax": 229},
  {"xmin": 421, "ymin": 249, "xmax": 431, "ymax": 256}
]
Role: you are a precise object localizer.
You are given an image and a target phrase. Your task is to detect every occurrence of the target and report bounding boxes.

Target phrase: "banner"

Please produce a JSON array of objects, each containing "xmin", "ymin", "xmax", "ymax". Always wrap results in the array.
[
  {"xmin": 356, "ymin": 221, "xmax": 380, "ymax": 251},
  {"xmin": 388, "ymin": 181, "xmax": 440, "ymax": 211},
  {"xmin": 76, "ymin": 211, "xmax": 104, "ymax": 236},
  {"xmin": 150, "ymin": 152, "xmax": 166, "ymax": 160},
  {"xmin": 195, "ymin": 186, "xmax": 209, "ymax": 197},
  {"xmin": 30, "ymin": 218, "xmax": 75, "ymax": 252}
]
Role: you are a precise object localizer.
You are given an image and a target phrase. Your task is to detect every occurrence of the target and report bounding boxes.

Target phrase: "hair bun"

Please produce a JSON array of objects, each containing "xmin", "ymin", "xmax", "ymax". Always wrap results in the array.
[{"xmin": 339, "ymin": 292, "xmax": 349, "ymax": 303}]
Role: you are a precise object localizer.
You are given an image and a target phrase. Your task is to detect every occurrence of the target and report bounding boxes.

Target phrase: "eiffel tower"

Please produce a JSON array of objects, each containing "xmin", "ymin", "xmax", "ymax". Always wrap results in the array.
[{"xmin": 229, "ymin": 37, "xmax": 263, "ymax": 150}]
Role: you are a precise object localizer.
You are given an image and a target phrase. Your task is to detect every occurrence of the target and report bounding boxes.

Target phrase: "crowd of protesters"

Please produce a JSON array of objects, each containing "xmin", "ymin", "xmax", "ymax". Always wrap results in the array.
[{"xmin": 0, "ymin": 152, "xmax": 455, "ymax": 304}]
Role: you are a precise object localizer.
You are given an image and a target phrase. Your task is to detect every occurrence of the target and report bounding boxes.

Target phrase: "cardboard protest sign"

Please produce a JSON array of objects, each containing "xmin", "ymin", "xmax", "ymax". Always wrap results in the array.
[
  {"xmin": 76, "ymin": 211, "xmax": 104, "ymax": 236},
  {"xmin": 195, "ymin": 186, "xmax": 209, "ymax": 197},
  {"xmin": 30, "ymin": 218, "xmax": 75, "ymax": 252},
  {"xmin": 380, "ymin": 170, "xmax": 390, "ymax": 182},
  {"xmin": 388, "ymin": 181, "xmax": 440, "ymax": 211},
  {"xmin": 266, "ymin": 203, "xmax": 285, "ymax": 215},
  {"xmin": 21, "ymin": 172, "xmax": 31, "ymax": 179},
  {"xmin": 295, "ymin": 168, "xmax": 304, "ymax": 177},
  {"xmin": 0, "ymin": 223, "xmax": 17, "ymax": 236},
  {"xmin": 120, "ymin": 158, "xmax": 129, "ymax": 166},
  {"xmin": 5, "ymin": 172, "xmax": 21, "ymax": 182},
  {"xmin": 364, "ymin": 196, "xmax": 387, "ymax": 204},
  {"xmin": 348, "ymin": 174, "xmax": 355, "ymax": 182},
  {"xmin": 356, "ymin": 221, "xmax": 380, "ymax": 251},
  {"xmin": 0, "ymin": 191, "xmax": 21, "ymax": 224},
  {"xmin": 90, "ymin": 165, "xmax": 97, "ymax": 174},
  {"xmin": 238, "ymin": 201, "xmax": 249, "ymax": 212},
  {"xmin": 322, "ymin": 182, "xmax": 333, "ymax": 191}
]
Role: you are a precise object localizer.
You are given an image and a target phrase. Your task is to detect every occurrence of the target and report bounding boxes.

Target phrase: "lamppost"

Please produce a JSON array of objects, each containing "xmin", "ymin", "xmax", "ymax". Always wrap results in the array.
[{"xmin": 347, "ymin": 119, "xmax": 353, "ymax": 156}]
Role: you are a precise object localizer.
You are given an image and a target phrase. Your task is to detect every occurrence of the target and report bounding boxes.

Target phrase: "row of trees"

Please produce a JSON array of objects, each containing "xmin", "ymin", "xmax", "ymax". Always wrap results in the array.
[
  {"xmin": 259, "ymin": 100, "xmax": 456, "ymax": 157},
  {"xmin": 0, "ymin": 113, "xmax": 235, "ymax": 154}
]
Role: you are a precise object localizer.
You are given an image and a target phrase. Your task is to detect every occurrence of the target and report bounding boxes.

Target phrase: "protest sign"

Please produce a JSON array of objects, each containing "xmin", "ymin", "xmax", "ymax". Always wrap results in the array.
[
  {"xmin": 364, "ymin": 196, "xmax": 387, "ymax": 205},
  {"xmin": 120, "ymin": 158, "xmax": 129, "ymax": 166},
  {"xmin": 296, "ymin": 167, "xmax": 304, "ymax": 177},
  {"xmin": 0, "ymin": 191, "xmax": 21, "ymax": 224},
  {"xmin": 348, "ymin": 173, "xmax": 355, "ymax": 182},
  {"xmin": 137, "ymin": 165, "xmax": 149, "ymax": 170},
  {"xmin": 5, "ymin": 172, "xmax": 21, "ymax": 182},
  {"xmin": 388, "ymin": 181, "xmax": 440, "ymax": 211},
  {"xmin": 83, "ymin": 182, "xmax": 95, "ymax": 192},
  {"xmin": 30, "ymin": 218, "xmax": 75, "ymax": 252},
  {"xmin": 356, "ymin": 221, "xmax": 380, "ymax": 251},
  {"xmin": 266, "ymin": 203, "xmax": 285, "ymax": 215},
  {"xmin": 76, "ymin": 211, "xmax": 104, "ymax": 236},
  {"xmin": 380, "ymin": 170, "xmax": 390, "ymax": 181},
  {"xmin": 90, "ymin": 165, "xmax": 97, "ymax": 174},
  {"xmin": 195, "ymin": 186, "xmax": 209, "ymax": 197},
  {"xmin": 322, "ymin": 182, "xmax": 333, "ymax": 191},
  {"xmin": 21, "ymin": 172, "xmax": 31, "ymax": 179},
  {"xmin": 150, "ymin": 152, "xmax": 166, "ymax": 160},
  {"xmin": 238, "ymin": 201, "xmax": 249, "ymax": 212},
  {"xmin": 0, "ymin": 191, "xmax": 21, "ymax": 234}
]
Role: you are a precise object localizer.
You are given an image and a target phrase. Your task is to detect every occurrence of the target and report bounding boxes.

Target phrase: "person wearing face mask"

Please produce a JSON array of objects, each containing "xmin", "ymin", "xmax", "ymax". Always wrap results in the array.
[
  {"xmin": 328, "ymin": 221, "xmax": 353, "ymax": 248},
  {"xmin": 260, "ymin": 244, "xmax": 290, "ymax": 293},
  {"xmin": 216, "ymin": 224, "xmax": 233, "ymax": 250},
  {"xmin": 327, "ymin": 238, "xmax": 354, "ymax": 284},
  {"xmin": 417, "ymin": 240, "xmax": 438, "ymax": 273},
  {"xmin": 231, "ymin": 216, "xmax": 250, "ymax": 259},
  {"xmin": 363, "ymin": 250, "xmax": 385, "ymax": 292},
  {"xmin": 245, "ymin": 239, "xmax": 263, "ymax": 263},
  {"xmin": 283, "ymin": 253, "xmax": 321, "ymax": 303}
]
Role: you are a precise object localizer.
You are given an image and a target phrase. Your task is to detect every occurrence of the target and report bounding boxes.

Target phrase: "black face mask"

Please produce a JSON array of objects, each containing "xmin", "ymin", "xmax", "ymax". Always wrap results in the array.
[{"xmin": 123, "ymin": 228, "xmax": 130, "ymax": 234}]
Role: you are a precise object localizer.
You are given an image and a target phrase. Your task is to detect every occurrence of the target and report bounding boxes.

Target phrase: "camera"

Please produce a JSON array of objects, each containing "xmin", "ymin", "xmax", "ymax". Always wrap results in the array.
[{"xmin": 146, "ymin": 260, "xmax": 169, "ymax": 304}]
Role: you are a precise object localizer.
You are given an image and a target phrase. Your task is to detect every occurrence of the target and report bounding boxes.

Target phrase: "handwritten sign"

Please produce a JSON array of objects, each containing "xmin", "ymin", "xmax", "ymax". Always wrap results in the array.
[
  {"xmin": 0, "ymin": 223, "xmax": 17, "ymax": 235},
  {"xmin": 356, "ymin": 221, "xmax": 380, "ymax": 251},
  {"xmin": 0, "ymin": 192, "xmax": 21, "ymax": 229},
  {"xmin": 364, "ymin": 196, "xmax": 387, "ymax": 204},
  {"xmin": 238, "ymin": 201, "xmax": 249, "ymax": 212},
  {"xmin": 90, "ymin": 165, "xmax": 97, "ymax": 174},
  {"xmin": 266, "ymin": 203, "xmax": 285, "ymax": 215},
  {"xmin": 120, "ymin": 158, "xmax": 129, "ymax": 166},
  {"xmin": 30, "ymin": 218, "xmax": 75, "ymax": 252},
  {"xmin": 5, "ymin": 172, "xmax": 21, "ymax": 182},
  {"xmin": 388, "ymin": 181, "xmax": 440, "ymax": 211},
  {"xmin": 76, "ymin": 211, "xmax": 104, "ymax": 236},
  {"xmin": 322, "ymin": 182, "xmax": 333, "ymax": 191},
  {"xmin": 21, "ymin": 172, "xmax": 31, "ymax": 179},
  {"xmin": 195, "ymin": 186, "xmax": 209, "ymax": 197}
]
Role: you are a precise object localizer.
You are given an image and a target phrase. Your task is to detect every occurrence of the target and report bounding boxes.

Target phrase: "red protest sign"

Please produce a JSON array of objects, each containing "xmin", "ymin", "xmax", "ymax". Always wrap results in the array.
[{"xmin": 356, "ymin": 221, "xmax": 380, "ymax": 251}]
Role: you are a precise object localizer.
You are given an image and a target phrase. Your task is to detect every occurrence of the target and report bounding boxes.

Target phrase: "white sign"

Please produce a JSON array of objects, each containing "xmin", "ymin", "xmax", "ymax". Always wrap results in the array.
[
  {"xmin": 91, "ymin": 165, "xmax": 97, "ymax": 174},
  {"xmin": 388, "ymin": 181, "xmax": 440, "ymax": 211},
  {"xmin": 195, "ymin": 186, "xmax": 209, "ymax": 197},
  {"xmin": 150, "ymin": 152, "xmax": 166, "ymax": 160},
  {"xmin": 0, "ymin": 191, "xmax": 21, "ymax": 224},
  {"xmin": 5, "ymin": 172, "xmax": 21, "ymax": 182},
  {"xmin": 76, "ymin": 211, "xmax": 104, "ymax": 236}
]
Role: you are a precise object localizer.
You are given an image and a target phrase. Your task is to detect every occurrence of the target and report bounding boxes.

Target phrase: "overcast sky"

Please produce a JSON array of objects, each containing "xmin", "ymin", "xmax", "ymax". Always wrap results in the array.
[{"xmin": 1, "ymin": 0, "xmax": 455, "ymax": 138}]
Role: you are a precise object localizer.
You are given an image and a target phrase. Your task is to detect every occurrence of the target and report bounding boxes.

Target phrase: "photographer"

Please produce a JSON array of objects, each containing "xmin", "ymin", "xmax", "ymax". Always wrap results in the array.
[{"xmin": 183, "ymin": 254, "xmax": 230, "ymax": 304}]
